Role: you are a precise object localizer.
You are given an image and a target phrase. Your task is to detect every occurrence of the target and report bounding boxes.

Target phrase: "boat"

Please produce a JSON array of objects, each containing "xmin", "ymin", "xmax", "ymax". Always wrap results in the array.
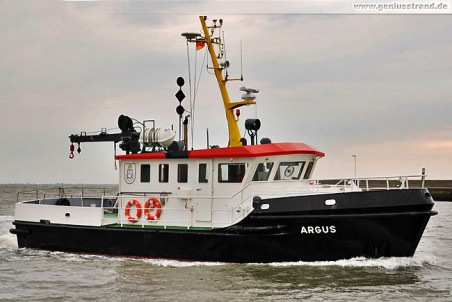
[{"xmin": 10, "ymin": 16, "xmax": 437, "ymax": 263}]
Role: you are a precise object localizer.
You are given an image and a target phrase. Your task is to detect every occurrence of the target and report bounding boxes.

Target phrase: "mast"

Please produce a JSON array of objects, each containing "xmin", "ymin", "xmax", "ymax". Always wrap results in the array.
[{"xmin": 198, "ymin": 16, "xmax": 256, "ymax": 147}]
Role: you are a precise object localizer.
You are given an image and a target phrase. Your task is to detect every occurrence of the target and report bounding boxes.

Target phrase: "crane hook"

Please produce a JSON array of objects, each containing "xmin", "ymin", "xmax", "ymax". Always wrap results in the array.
[{"xmin": 69, "ymin": 143, "xmax": 75, "ymax": 159}]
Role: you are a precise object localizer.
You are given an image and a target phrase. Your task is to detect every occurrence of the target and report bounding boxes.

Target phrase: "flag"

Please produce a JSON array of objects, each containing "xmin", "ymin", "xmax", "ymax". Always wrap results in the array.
[{"xmin": 196, "ymin": 41, "xmax": 205, "ymax": 51}]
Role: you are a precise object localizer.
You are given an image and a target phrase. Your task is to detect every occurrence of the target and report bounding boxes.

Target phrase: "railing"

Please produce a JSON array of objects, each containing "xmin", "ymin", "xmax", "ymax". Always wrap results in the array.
[
  {"xmin": 314, "ymin": 173, "xmax": 427, "ymax": 191},
  {"xmin": 100, "ymin": 194, "xmax": 195, "ymax": 228},
  {"xmin": 17, "ymin": 186, "xmax": 117, "ymax": 203},
  {"xmin": 99, "ymin": 188, "xmax": 254, "ymax": 229}
]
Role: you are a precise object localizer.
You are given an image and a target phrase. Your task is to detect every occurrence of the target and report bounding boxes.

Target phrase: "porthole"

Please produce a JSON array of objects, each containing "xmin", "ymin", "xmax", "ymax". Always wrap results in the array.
[
  {"xmin": 325, "ymin": 199, "xmax": 336, "ymax": 206},
  {"xmin": 260, "ymin": 204, "xmax": 270, "ymax": 210}
]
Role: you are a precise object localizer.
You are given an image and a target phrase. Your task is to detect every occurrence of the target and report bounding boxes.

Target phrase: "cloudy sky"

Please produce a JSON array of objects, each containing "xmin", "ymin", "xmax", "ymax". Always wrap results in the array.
[{"xmin": 1, "ymin": 1, "xmax": 451, "ymax": 183}]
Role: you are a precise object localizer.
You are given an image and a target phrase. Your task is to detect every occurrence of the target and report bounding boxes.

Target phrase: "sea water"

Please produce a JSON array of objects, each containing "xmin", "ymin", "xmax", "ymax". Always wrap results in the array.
[{"xmin": 0, "ymin": 184, "xmax": 451, "ymax": 301}]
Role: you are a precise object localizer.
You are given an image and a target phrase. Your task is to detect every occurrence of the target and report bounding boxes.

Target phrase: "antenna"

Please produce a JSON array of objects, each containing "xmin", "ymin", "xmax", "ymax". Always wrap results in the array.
[
  {"xmin": 222, "ymin": 30, "xmax": 229, "ymax": 80},
  {"xmin": 240, "ymin": 40, "xmax": 243, "ymax": 81}
]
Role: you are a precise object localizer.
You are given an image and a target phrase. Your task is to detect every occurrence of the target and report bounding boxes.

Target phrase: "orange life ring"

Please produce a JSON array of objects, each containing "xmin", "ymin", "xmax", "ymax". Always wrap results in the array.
[
  {"xmin": 144, "ymin": 197, "xmax": 162, "ymax": 220},
  {"xmin": 124, "ymin": 199, "xmax": 142, "ymax": 223}
]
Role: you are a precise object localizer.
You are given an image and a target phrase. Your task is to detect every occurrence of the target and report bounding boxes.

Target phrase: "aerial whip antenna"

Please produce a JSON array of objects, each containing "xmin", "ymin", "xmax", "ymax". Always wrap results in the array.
[{"xmin": 240, "ymin": 40, "xmax": 243, "ymax": 81}]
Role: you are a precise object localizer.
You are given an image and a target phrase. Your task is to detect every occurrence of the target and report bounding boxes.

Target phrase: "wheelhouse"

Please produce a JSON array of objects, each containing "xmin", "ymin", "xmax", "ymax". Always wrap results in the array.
[{"xmin": 115, "ymin": 142, "xmax": 325, "ymax": 194}]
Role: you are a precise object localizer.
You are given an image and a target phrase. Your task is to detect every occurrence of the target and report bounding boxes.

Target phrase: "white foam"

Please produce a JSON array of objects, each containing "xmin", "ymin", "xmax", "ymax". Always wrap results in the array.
[
  {"xmin": 122, "ymin": 255, "xmax": 438, "ymax": 268},
  {"xmin": 0, "ymin": 233, "xmax": 18, "ymax": 249},
  {"xmin": 264, "ymin": 255, "xmax": 438, "ymax": 269},
  {"xmin": 0, "ymin": 215, "xmax": 14, "ymax": 223},
  {"xmin": 141, "ymin": 258, "xmax": 226, "ymax": 267},
  {"xmin": 11, "ymin": 249, "xmax": 225, "ymax": 267},
  {"xmin": 8, "ymin": 248, "xmax": 438, "ymax": 269},
  {"xmin": 51, "ymin": 252, "xmax": 226, "ymax": 267},
  {"xmin": 0, "ymin": 216, "xmax": 18, "ymax": 249}
]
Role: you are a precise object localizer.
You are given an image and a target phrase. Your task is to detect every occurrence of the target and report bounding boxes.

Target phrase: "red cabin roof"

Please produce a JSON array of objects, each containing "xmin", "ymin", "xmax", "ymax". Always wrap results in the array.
[{"xmin": 115, "ymin": 142, "xmax": 325, "ymax": 161}]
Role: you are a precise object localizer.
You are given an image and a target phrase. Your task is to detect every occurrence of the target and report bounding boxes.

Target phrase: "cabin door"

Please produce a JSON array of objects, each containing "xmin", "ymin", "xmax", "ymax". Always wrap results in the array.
[{"xmin": 193, "ymin": 161, "xmax": 213, "ymax": 222}]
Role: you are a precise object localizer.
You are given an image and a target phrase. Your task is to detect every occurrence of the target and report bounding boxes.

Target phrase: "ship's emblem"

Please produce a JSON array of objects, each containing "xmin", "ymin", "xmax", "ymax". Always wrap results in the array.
[{"xmin": 124, "ymin": 163, "xmax": 136, "ymax": 184}]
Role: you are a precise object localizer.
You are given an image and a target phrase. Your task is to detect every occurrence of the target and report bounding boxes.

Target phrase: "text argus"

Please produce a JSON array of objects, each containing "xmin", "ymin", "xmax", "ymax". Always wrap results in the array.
[{"xmin": 301, "ymin": 225, "xmax": 336, "ymax": 234}]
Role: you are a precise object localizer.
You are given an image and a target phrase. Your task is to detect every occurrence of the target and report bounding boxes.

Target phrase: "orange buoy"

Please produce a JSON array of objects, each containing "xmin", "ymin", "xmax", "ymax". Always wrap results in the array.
[
  {"xmin": 124, "ymin": 199, "xmax": 142, "ymax": 223},
  {"xmin": 144, "ymin": 198, "xmax": 162, "ymax": 220}
]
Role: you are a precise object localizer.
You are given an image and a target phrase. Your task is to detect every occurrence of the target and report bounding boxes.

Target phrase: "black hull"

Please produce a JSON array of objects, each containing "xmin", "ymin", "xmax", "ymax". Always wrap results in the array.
[{"xmin": 10, "ymin": 189, "xmax": 437, "ymax": 263}]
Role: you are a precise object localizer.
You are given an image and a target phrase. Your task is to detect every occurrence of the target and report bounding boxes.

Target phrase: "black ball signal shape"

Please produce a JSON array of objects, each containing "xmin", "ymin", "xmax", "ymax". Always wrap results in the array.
[
  {"xmin": 177, "ymin": 77, "xmax": 185, "ymax": 87},
  {"xmin": 175, "ymin": 77, "xmax": 186, "ymax": 103},
  {"xmin": 176, "ymin": 105, "xmax": 185, "ymax": 116},
  {"xmin": 175, "ymin": 77, "xmax": 186, "ymax": 116}
]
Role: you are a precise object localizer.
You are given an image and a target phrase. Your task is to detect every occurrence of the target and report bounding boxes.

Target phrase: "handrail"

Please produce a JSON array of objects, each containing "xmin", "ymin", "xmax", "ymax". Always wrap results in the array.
[
  {"xmin": 316, "ymin": 174, "xmax": 427, "ymax": 191},
  {"xmin": 99, "ymin": 182, "xmax": 256, "ymax": 229},
  {"xmin": 16, "ymin": 186, "xmax": 116, "ymax": 203}
]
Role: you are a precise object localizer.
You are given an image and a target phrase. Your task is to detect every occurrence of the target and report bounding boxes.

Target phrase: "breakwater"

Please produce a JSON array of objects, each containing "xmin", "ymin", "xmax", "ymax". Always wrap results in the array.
[{"xmin": 425, "ymin": 180, "xmax": 452, "ymax": 201}]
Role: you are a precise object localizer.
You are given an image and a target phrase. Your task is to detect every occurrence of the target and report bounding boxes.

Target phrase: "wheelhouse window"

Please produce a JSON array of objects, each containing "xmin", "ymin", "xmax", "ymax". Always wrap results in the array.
[
  {"xmin": 177, "ymin": 164, "xmax": 188, "ymax": 183},
  {"xmin": 218, "ymin": 163, "xmax": 247, "ymax": 183},
  {"xmin": 274, "ymin": 161, "xmax": 305, "ymax": 180},
  {"xmin": 303, "ymin": 160, "xmax": 315, "ymax": 179},
  {"xmin": 198, "ymin": 163, "xmax": 208, "ymax": 183},
  {"xmin": 252, "ymin": 162, "xmax": 274, "ymax": 181},
  {"xmin": 159, "ymin": 164, "xmax": 169, "ymax": 183},
  {"xmin": 140, "ymin": 164, "xmax": 150, "ymax": 183}
]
